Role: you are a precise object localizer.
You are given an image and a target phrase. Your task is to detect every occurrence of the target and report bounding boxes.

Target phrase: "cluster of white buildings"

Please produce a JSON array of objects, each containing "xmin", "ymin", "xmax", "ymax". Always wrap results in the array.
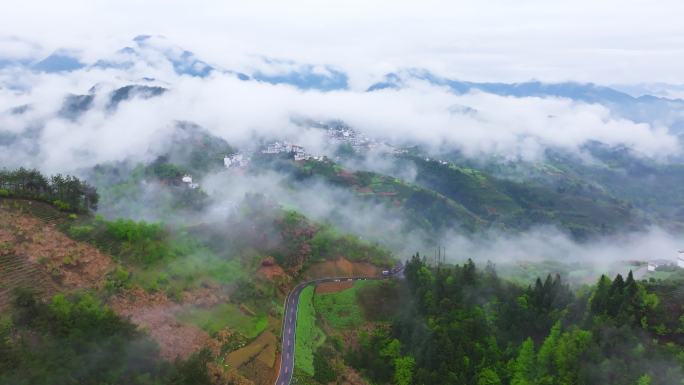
[
  {"xmin": 324, "ymin": 123, "xmax": 408, "ymax": 156},
  {"xmin": 646, "ymin": 251, "xmax": 684, "ymax": 272},
  {"xmin": 326, "ymin": 124, "xmax": 378, "ymax": 152},
  {"xmin": 262, "ymin": 141, "xmax": 303, "ymax": 155},
  {"xmin": 423, "ymin": 156, "xmax": 449, "ymax": 166},
  {"xmin": 261, "ymin": 141, "xmax": 325, "ymax": 162},
  {"xmin": 254, "ymin": 120, "xmax": 407, "ymax": 163},
  {"xmin": 224, "ymin": 153, "xmax": 249, "ymax": 168}
]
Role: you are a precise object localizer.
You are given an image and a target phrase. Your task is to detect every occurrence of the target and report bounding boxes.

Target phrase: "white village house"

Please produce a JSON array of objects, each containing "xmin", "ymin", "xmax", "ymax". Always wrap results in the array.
[
  {"xmin": 224, "ymin": 153, "xmax": 249, "ymax": 168},
  {"xmin": 647, "ymin": 259, "xmax": 673, "ymax": 272},
  {"xmin": 181, "ymin": 174, "xmax": 199, "ymax": 189}
]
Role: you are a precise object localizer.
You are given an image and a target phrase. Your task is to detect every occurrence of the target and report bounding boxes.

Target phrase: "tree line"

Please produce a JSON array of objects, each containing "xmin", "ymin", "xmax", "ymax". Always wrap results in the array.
[
  {"xmin": 0, "ymin": 167, "xmax": 98, "ymax": 212},
  {"xmin": 347, "ymin": 255, "xmax": 684, "ymax": 385}
]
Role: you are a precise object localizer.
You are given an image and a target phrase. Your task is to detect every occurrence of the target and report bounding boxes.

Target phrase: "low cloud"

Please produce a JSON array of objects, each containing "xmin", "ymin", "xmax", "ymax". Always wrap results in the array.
[
  {"xmin": 198, "ymin": 168, "xmax": 684, "ymax": 285},
  {"xmin": 0, "ymin": 65, "xmax": 680, "ymax": 175}
]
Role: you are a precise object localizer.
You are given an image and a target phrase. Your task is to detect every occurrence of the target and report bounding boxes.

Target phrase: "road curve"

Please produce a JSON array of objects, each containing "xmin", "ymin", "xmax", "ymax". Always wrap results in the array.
[{"xmin": 274, "ymin": 270, "xmax": 403, "ymax": 385}]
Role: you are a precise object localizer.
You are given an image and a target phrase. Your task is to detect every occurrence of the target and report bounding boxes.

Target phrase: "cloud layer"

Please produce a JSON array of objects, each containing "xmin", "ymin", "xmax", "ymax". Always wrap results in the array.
[
  {"xmin": 0, "ymin": 62, "xmax": 680, "ymax": 174},
  {"xmin": 2, "ymin": 1, "xmax": 684, "ymax": 84}
]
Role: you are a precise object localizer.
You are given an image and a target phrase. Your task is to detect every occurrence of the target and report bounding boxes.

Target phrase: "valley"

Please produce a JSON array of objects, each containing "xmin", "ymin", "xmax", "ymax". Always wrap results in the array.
[{"xmin": 2, "ymin": 10, "xmax": 684, "ymax": 384}]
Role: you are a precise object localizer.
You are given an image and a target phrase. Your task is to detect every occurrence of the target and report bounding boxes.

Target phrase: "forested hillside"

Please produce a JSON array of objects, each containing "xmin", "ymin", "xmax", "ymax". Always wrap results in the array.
[{"xmin": 344, "ymin": 257, "xmax": 684, "ymax": 385}]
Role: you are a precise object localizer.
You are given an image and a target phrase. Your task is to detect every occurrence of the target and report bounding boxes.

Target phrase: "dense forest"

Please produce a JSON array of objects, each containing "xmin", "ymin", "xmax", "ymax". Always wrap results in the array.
[
  {"xmin": 0, "ymin": 168, "xmax": 98, "ymax": 212},
  {"xmin": 348, "ymin": 256, "xmax": 684, "ymax": 385}
]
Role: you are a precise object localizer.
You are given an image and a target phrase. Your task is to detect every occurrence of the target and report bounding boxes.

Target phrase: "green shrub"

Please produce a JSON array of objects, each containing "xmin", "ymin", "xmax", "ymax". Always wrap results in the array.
[
  {"xmin": 52, "ymin": 199, "xmax": 72, "ymax": 211},
  {"xmin": 104, "ymin": 266, "xmax": 131, "ymax": 294},
  {"xmin": 68, "ymin": 224, "xmax": 95, "ymax": 238},
  {"xmin": 313, "ymin": 353, "xmax": 337, "ymax": 383},
  {"xmin": 0, "ymin": 188, "xmax": 9, "ymax": 197}
]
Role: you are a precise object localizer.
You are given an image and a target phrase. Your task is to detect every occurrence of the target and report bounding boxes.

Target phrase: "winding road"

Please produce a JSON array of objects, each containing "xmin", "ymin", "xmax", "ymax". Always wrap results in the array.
[{"xmin": 274, "ymin": 266, "xmax": 404, "ymax": 385}]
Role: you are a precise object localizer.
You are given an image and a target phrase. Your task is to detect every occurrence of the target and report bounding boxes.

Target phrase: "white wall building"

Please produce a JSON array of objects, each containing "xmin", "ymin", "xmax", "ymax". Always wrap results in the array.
[
  {"xmin": 648, "ymin": 259, "xmax": 673, "ymax": 272},
  {"xmin": 224, "ymin": 153, "xmax": 248, "ymax": 168},
  {"xmin": 678, "ymin": 251, "xmax": 684, "ymax": 269},
  {"xmin": 181, "ymin": 174, "xmax": 199, "ymax": 189}
]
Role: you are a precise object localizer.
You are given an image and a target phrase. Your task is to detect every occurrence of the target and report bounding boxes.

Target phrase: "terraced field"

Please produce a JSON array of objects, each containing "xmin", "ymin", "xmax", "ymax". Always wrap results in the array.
[
  {"xmin": 0, "ymin": 198, "xmax": 66, "ymax": 224},
  {"xmin": 0, "ymin": 253, "xmax": 57, "ymax": 309}
]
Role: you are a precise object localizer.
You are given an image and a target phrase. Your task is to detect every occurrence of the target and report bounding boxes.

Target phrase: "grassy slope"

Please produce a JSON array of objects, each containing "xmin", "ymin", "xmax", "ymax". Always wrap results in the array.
[
  {"xmin": 408, "ymin": 155, "xmax": 638, "ymax": 237},
  {"xmin": 259, "ymin": 153, "xmax": 638, "ymax": 238},
  {"xmin": 177, "ymin": 303, "xmax": 268, "ymax": 337},
  {"xmin": 131, "ymin": 250, "xmax": 245, "ymax": 293},
  {"xmin": 291, "ymin": 157, "xmax": 483, "ymax": 232},
  {"xmin": 295, "ymin": 286, "xmax": 324, "ymax": 376},
  {"xmin": 314, "ymin": 280, "xmax": 378, "ymax": 329},
  {"xmin": 544, "ymin": 150, "xmax": 684, "ymax": 225}
]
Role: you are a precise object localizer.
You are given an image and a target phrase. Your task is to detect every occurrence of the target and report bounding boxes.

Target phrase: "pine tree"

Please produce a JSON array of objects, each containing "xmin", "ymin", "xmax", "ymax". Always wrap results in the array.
[
  {"xmin": 537, "ymin": 321, "xmax": 561, "ymax": 381},
  {"xmin": 589, "ymin": 275, "xmax": 611, "ymax": 316},
  {"xmin": 511, "ymin": 338, "xmax": 536, "ymax": 385}
]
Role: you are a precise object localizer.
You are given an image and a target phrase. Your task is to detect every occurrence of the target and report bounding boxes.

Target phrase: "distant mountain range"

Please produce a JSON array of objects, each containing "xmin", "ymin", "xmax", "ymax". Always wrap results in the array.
[{"xmin": 2, "ymin": 35, "xmax": 681, "ymax": 104}]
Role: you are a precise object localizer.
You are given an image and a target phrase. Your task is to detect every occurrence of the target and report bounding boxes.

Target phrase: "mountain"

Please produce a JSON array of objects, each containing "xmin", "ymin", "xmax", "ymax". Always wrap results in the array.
[
  {"xmin": 32, "ymin": 51, "xmax": 85, "ymax": 73},
  {"xmin": 106, "ymin": 84, "xmax": 166, "ymax": 110},
  {"xmin": 56, "ymin": 84, "xmax": 168, "ymax": 120},
  {"xmin": 368, "ymin": 70, "xmax": 684, "ymax": 135},
  {"xmin": 367, "ymin": 69, "xmax": 678, "ymax": 104},
  {"xmin": 251, "ymin": 59, "xmax": 348, "ymax": 91},
  {"xmin": 0, "ymin": 51, "xmax": 84, "ymax": 73},
  {"xmin": 92, "ymin": 35, "xmax": 214, "ymax": 77}
]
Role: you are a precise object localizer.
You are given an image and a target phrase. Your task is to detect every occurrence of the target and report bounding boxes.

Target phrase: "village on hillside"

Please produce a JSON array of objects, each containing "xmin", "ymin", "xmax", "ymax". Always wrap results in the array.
[{"xmin": 180, "ymin": 120, "xmax": 406, "ymax": 190}]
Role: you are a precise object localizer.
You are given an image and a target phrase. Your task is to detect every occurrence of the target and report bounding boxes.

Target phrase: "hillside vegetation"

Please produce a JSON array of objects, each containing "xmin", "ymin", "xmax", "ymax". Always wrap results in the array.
[
  {"xmin": 256, "ymin": 152, "xmax": 641, "ymax": 239},
  {"xmin": 344, "ymin": 257, "xmax": 684, "ymax": 385}
]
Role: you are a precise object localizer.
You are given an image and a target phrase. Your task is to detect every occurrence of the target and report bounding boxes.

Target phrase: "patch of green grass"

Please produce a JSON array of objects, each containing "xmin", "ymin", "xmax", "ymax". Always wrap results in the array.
[
  {"xmin": 177, "ymin": 303, "xmax": 267, "ymax": 337},
  {"xmin": 132, "ymin": 250, "xmax": 245, "ymax": 292},
  {"xmin": 314, "ymin": 280, "xmax": 378, "ymax": 329},
  {"xmin": 295, "ymin": 286, "xmax": 323, "ymax": 376}
]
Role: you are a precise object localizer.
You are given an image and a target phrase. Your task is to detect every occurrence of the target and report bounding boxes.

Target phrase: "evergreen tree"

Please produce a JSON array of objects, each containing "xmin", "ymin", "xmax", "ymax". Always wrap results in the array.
[
  {"xmin": 511, "ymin": 338, "xmax": 536, "ymax": 385},
  {"xmin": 537, "ymin": 321, "xmax": 561, "ymax": 382},
  {"xmin": 394, "ymin": 356, "xmax": 415, "ymax": 385}
]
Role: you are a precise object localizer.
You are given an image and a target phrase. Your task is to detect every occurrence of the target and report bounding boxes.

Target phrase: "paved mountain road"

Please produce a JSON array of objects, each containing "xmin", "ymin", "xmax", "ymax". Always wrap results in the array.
[{"xmin": 274, "ymin": 267, "xmax": 403, "ymax": 385}]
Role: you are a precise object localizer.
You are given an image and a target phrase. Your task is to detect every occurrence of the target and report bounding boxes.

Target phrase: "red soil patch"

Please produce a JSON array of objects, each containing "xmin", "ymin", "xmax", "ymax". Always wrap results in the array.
[
  {"xmin": 338, "ymin": 364, "xmax": 371, "ymax": 385},
  {"xmin": 181, "ymin": 282, "xmax": 229, "ymax": 308},
  {"xmin": 110, "ymin": 287, "xmax": 211, "ymax": 360},
  {"xmin": 256, "ymin": 257, "xmax": 287, "ymax": 280},
  {"xmin": 315, "ymin": 281, "xmax": 354, "ymax": 294},
  {"xmin": 303, "ymin": 257, "xmax": 379, "ymax": 280},
  {"xmin": 337, "ymin": 170, "xmax": 356, "ymax": 179},
  {"xmin": 0, "ymin": 206, "xmax": 112, "ymax": 289}
]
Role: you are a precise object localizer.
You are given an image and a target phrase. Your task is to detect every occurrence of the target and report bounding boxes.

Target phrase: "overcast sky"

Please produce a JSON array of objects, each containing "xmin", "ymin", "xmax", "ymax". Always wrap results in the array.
[{"xmin": 2, "ymin": 0, "xmax": 684, "ymax": 85}]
